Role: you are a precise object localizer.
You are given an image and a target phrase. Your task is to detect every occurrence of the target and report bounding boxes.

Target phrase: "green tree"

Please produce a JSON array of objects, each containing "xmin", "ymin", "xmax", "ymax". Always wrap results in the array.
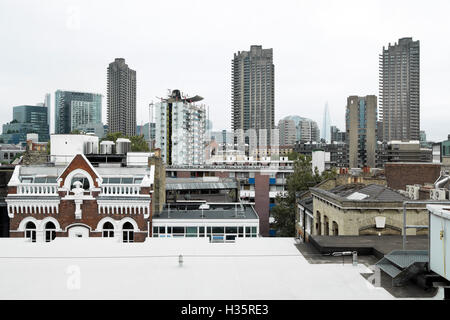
[
  {"xmin": 70, "ymin": 129, "xmax": 82, "ymax": 134},
  {"xmin": 271, "ymin": 154, "xmax": 337, "ymax": 236},
  {"xmin": 287, "ymin": 151, "xmax": 300, "ymax": 161},
  {"xmin": 101, "ymin": 132, "xmax": 149, "ymax": 152},
  {"xmin": 129, "ymin": 135, "xmax": 150, "ymax": 152},
  {"xmin": 101, "ymin": 132, "xmax": 125, "ymax": 143}
]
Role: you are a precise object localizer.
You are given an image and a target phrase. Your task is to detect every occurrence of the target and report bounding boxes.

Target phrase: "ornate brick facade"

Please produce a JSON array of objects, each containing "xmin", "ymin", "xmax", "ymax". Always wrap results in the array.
[{"xmin": 6, "ymin": 154, "xmax": 153, "ymax": 242}]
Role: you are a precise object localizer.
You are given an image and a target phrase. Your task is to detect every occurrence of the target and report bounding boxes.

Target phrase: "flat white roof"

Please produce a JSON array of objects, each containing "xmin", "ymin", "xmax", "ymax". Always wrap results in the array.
[
  {"xmin": 427, "ymin": 204, "xmax": 450, "ymax": 220},
  {"xmin": 0, "ymin": 238, "xmax": 394, "ymax": 299}
]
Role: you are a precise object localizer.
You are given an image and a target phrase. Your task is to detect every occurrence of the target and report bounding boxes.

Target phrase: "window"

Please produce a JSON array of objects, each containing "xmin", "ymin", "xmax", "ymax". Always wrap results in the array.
[
  {"xmin": 45, "ymin": 221, "xmax": 56, "ymax": 242},
  {"xmin": 71, "ymin": 176, "xmax": 90, "ymax": 190},
  {"xmin": 172, "ymin": 227, "xmax": 184, "ymax": 237},
  {"xmin": 103, "ymin": 222, "xmax": 114, "ymax": 238},
  {"xmin": 186, "ymin": 227, "xmax": 197, "ymax": 237},
  {"xmin": 25, "ymin": 221, "xmax": 36, "ymax": 242},
  {"xmin": 212, "ymin": 227, "xmax": 224, "ymax": 234},
  {"xmin": 122, "ymin": 222, "xmax": 134, "ymax": 243}
]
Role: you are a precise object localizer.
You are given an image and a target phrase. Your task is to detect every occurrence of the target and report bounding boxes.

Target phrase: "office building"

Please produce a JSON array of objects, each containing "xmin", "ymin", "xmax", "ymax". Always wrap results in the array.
[
  {"xmin": 379, "ymin": 37, "xmax": 420, "ymax": 141},
  {"xmin": 346, "ymin": 95, "xmax": 377, "ymax": 168},
  {"xmin": 55, "ymin": 90, "xmax": 102, "ymax": 134},
  {"xmin": 1, "ymin": 105, "xmax": 49, "ymax": 144},
  {"xmin": 282, "ymin": 115, "xmax": 320, "ymax": 143},
  {"xmin": 231, "ymin": 45, "xmax": 274, "ymax": 143},
  {"xmin": 330, "ymin": 126, "xmax": 346, "ymax": 143},
  {"xmin": 107, "ymin": 58, "xmax": 136, "ymax": 136},
  {"xmin": 278, "ymin": 119, "xmax": 296, "ymax": 146}
]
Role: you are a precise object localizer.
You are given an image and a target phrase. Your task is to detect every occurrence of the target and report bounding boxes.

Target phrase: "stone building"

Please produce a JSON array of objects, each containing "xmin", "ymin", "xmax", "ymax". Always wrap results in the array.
[
  {"xmin": 307, "ymin": 184, "xmax": 427, "ymax": 237},
  {"xmin": 6, "ymin": 153, "xmax": 154, "ymax": 242}
]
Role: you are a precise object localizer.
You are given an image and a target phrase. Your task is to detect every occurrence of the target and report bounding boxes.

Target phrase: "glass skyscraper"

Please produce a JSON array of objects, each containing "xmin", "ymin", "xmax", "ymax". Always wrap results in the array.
[
  {"xmin": 321, "ymin": 102, "xmax": 331, "ymax": 143},
  {"xmin": 54, "ymin": 90, "xmax": 102, "ymax": 134},
  {"xmin": 1, "ymin": 105, "xmax": 49, "ymax": 144}
]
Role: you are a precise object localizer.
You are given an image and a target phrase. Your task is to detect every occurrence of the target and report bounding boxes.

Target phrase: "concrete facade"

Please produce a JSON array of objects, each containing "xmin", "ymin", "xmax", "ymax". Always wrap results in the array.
[
  {"xmin": 379, "ymin": 38, "xmax": 420, "ymax": 142},
  {"xmin": 231, "ymin": 45, "xmax": 275, "ymax": 144},
  {"xmin": 107, "ymin": 58, "xmax": 136, "ymax": 136},
  {"xmin": 346, "ymin": 95, "xmax": 377, "ymax": 168},
  {"xmin": 278, "ymin": 119, "xmax": 296, "ymax": 146}
]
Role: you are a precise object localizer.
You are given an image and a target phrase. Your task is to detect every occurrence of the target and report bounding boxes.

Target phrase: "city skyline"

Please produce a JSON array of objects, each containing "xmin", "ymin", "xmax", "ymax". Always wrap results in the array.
[{"xmin": 1, "ymin": 0, "xmax": 450, "ymax": 141}]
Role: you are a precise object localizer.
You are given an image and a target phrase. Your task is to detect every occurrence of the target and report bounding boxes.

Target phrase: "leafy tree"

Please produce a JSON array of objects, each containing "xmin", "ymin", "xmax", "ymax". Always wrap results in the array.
[
  {"xmin": 287, "ymin": 151, "xmax": 300, "ymax": 161},
  {"xmin": 101, "ymin": 132, "xmax": 125, "ymax": 143},
  {"xmin": 271, "ymin": 154, "xmax": 337, "ymax": 236},
  {"xmin": 101, "ymin": 132, "xmax": 149, "ymax": 152},
  {"xmin": 70, "ymin": 129, "xmax": 82, "ymax": 134},
  {"xmin": 129, "ymin": 135, "xmax": 150, "ymax": 152}
]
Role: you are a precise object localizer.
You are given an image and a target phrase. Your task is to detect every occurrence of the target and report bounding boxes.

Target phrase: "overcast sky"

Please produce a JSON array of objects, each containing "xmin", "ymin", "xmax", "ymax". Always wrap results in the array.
[{"xmin": 0, "ymin": 0, "xmax": 449, "ymax": 141}]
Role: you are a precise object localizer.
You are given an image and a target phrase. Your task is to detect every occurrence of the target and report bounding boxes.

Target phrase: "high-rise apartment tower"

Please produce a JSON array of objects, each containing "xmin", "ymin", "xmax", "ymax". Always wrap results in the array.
[
  {"xmin": 379, "ymin": 37, "xmax": 420, "ymax": 141},
  {"xmin": 231, "ymin": 45, "xmax": 274, "ymax": 143},
  {"xmin": 107, "ymin": 58, "xmax": 136, "ymax": 136},
  {"xmin": 346, "ymin": 95, "xmax": 377, "ymax": 168}
]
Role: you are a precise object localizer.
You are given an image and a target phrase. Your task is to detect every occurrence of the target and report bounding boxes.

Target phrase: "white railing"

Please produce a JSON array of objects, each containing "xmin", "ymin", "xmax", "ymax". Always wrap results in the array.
[
  {"xmin": 101, "ymin": 184, "xmax": 141, "ymax": 195},
  {"xmin": 17, "ymin": 184, "xmax": 58, "ymax": 195}
]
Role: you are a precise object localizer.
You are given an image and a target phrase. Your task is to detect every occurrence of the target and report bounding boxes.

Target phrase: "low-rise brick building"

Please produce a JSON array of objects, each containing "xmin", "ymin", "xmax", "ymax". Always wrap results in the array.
[
  {"xmin": 385, "ymin": 162, "xmax": 441, "ymax": 191},
  {"xmin": 6, "ymin": 153, "xmax": 154, "ymax": 242}
]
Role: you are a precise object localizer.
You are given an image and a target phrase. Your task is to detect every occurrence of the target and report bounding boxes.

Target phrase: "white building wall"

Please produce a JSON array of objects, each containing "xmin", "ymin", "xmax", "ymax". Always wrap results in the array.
[
  {"xmin": 155, "ymin": 100, "xmax": 206, "ymax": 165},
  {"xmin": 50, "ymin": 134, "xmax": 99, "ymax": 165},
  {"xmin": 312, "ymin": 150, "xmax": 329, "ymax": 175}
]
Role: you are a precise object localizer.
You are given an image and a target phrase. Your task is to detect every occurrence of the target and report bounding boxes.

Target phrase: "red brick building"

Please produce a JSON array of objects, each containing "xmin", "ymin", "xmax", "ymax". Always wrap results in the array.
[
  {"xmin": 6, "ymin": 154, "xmax": 154, "ymax": 242},
  {"xmin": 385, "ymin": 162, "xmax": 441, "ymax": 191}
]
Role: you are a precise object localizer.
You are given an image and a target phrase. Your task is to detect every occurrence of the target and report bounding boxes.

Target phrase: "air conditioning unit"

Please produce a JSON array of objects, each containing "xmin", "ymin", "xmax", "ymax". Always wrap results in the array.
[
  {"xmin": 430, "ymin": 188, "xmax": 447, "ymax": 200},
  {"xmin": 406, "ymin": 185, "xmax": 420, "ymax": 200}
]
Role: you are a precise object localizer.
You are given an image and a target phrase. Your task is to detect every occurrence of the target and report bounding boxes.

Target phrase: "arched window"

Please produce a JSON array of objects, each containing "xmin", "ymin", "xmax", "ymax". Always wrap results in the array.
[
  {"xmin": 25, "ymin": 221, "xmax": 36, "ymax": 242},
  {"xmin": 71, "ymin": 175, "xmax": 90, "ymax": 190},
  {"xmin": 45, "ymin": 221, "xmax": 56, "ymax": 242},
  {"xmin": 122, "ymin": 222, "xmax": 134, "ymax": 243},
  {"xmin": 103, "ymin": 222, "xmax": 114, "ymax": 238}
]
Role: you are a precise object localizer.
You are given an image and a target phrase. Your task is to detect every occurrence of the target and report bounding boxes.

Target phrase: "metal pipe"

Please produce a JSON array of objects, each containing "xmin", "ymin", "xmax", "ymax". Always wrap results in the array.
[{"xmin": 434, "ymin": 172, "xmax": 450, "ymax": 189}]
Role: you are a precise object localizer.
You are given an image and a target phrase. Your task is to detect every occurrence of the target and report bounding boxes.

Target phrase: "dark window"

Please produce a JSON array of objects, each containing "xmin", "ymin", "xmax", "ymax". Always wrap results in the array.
[
  {"xmin": 45, "ymin": 221, "xmax": 56, "ymax": 242},
  {"xmin": 25, "ymin": 221, "xmax": 36, "ymax": 242},
  {"xmin": 172, "ymin": 227, "xmax": 184, "ymax": 235},
  {"xmin": 122, "ymin": 222, "xmax": 134, "ymax": 242},
  {"xmin": 103, "ymin": 222, "xmax": 114, "ymax": 238},
  {"xmin": 225, "ymin": 227, "xmax": 238, "ymax": 234},
  {"xmin": 212, "ymin": 227, "xmax": 224, "ymax": 234}
]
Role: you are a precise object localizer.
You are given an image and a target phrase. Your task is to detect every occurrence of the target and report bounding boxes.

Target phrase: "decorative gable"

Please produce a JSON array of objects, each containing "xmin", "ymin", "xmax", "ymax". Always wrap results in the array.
[{"xmin": 57, "ymin": 154, "xmax": 102, "ymax": 190}]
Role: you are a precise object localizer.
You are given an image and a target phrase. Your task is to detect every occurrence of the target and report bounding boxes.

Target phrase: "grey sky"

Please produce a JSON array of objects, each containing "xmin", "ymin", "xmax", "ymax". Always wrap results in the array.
[{"xmin": 0, "ymin": 0, "xmax": 449, "ymax": 141}]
